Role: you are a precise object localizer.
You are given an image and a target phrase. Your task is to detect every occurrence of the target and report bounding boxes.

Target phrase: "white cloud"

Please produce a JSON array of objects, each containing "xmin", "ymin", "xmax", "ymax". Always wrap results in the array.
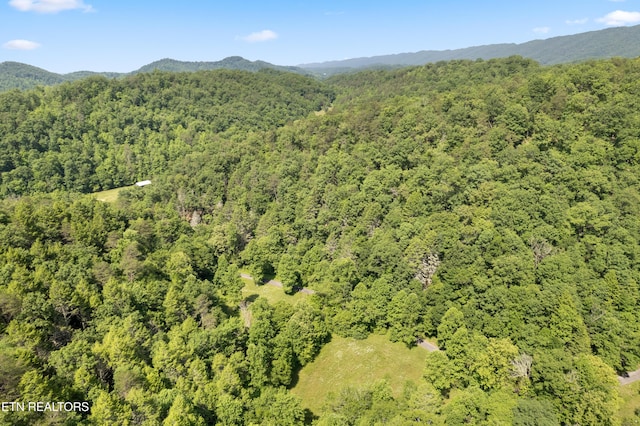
[
  {"xmin": 566, "ymin": 18, "xmax": 588, "ymax": 25},
  {"xmin": 2, "ymin": 39, "xmax": 41, "ymax": 50},
  {"xmin": 9, "ymin": 0, "xmax": 93, "ymax": 13},
  {"xmin": 597, "ymin": 10, "xmax": 640, "ymax": 25},
  {"xmin": 240, "ymin": 30, "xmax": 278, "ymax": 43},
  {"xmin": 533, "ymin": 27, "xmax": 551, "ymax": 34}
]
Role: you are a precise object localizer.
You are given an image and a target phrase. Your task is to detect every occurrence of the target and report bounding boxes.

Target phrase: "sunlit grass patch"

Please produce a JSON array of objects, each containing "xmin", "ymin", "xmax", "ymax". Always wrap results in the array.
[
  {"xmin": 618, "ymin": 380, "xmax": 640, "ymax": 423},
  {"xmin": 291, "ymin": 334, "xmax": 428, "ymax": 415},
  {"xmin": 240, "ymin": 273, "xmax": 306, "ymax": 305},
  {"xmin": 92, "ymin": 186, "xmax": 132, "ymax": 202}
]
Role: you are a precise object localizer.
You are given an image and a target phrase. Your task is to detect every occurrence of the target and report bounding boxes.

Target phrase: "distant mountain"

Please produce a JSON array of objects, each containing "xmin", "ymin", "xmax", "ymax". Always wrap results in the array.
[
  {"xmin": 0, "ymin": 61, "xmax": 67, "ymax": 91},
  {"xmin": 300, "ymin": 24, "xmax": 640, "ymax": 74},
  {"xmin": 3, "ymin": 24, "xmax": 640, "ymax": 91},
  {"xmin": 133, "ymin": 56, "xmax": 310, "ymax": 75},
  {"xmin": 0, "ymin": 57, "xmax": 309, "ymax": 92},
  {"xmin": 64, "ymin": 70, "xmax": 123, "ymax": 80}
]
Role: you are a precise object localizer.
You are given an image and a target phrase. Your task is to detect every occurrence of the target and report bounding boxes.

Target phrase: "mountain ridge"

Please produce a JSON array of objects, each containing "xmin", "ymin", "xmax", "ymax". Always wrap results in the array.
[
  {"xmin": 134, "ymin": 56, "xmax": 309, "ymax": 75},
  {"xmin": 299, "ymin": 24, "xmax": 640, "ymax": 73},
  {"xmin": 2, "ymin": 24, "xmax": 640, "ymax": 90},
  {"xmin": 0, "ymin": 56, "xmax": 310, "ymax": 92}
]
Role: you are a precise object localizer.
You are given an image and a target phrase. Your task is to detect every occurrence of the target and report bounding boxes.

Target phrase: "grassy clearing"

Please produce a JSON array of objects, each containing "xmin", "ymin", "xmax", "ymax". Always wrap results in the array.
[
  {"xmin": 92, "ymin": 186, "xmax": 132, "ymax": 202},
  {"xmin": 240, "ymin": 274, "xmax": 306, "ymax": 305},
  {"xmin": 619, "ymin": 380, "xmax": 640, "ymax": 423},
  {"xmin": 291, "ymin": 334, "xmax": 428, "ymax": 415}
]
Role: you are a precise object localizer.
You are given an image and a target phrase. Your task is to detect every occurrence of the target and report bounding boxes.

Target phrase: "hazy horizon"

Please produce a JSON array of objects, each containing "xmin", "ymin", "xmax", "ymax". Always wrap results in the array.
[{"xmin": 2, "ymin": 0, "xmax": 640, "ymax": 73}]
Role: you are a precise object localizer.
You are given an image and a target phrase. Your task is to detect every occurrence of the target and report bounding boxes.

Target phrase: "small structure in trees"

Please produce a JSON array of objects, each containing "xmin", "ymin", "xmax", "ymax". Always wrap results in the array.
[{"xmin": 135, "ymin": 180, "xmax": 152, "ymax": 187}]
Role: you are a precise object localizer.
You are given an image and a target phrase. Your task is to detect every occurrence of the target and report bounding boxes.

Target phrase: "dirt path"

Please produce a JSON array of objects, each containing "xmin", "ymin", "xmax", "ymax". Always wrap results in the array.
[
  {"xmin": 618, "ymin": 368, "xmax": 640, "ymax": 385},
  {"xmin": 240, "ymin": 273, "xmax": 316, "ymax": 295},
  {"xmin": 417, "ymin": 339, "xmax": 440, "ymax": 352}
]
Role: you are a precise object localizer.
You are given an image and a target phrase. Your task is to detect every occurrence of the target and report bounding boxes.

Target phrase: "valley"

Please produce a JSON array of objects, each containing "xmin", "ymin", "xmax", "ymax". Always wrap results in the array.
[{"xmin": 0, "ymin": 54, "xmax": 639, "ymax": 424}]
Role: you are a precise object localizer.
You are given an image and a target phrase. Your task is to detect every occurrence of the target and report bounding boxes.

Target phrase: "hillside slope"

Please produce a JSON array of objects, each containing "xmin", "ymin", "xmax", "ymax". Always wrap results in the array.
[
  {"xmin": 301, "ymin": 24, "xmax": 640, "ymax": 73},
  {"xmin": 0, "ymin": 61, "xmax": 66, "ymax": 91},
  {"xmin": 0, "ymin": 57, "xmax": 639, "ymax": 424},
  {"xmin": 4, "ymin": 24, "xmax": 640, "ymax": 90},
  {"xmin": 0, "ymin": 56, "xmax": 309, "ymax": 92},
  {"xmin": 133, "ymin": 56, "xmax": 309, "ymax": 75}
]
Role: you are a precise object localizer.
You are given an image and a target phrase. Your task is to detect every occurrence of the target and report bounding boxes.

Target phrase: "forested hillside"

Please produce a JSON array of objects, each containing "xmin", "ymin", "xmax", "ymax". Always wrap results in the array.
[
  {"xmin": 0, "ymin": 57, "xmax": 308, "ymax": 92},
  {"xmin": 0, "ymin": 62, "xmax": 67, "ymax": 92},
  {"xmin": 134, "ymin": 57, "xmax": 309, "ymax": 76},
  {"xmin": 1, "ymin": 57, "xmax": 640, "ymax": 424}
]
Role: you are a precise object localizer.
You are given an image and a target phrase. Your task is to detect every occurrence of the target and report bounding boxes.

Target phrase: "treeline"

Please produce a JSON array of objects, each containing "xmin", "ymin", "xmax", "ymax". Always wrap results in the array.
[{"xmin": 1, "ymin": 57, "xmax": 640, "ymax": 424}]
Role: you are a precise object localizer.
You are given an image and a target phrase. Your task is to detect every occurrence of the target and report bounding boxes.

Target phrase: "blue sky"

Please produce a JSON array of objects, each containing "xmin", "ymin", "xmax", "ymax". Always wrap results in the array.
[{"xmin": 1, "ymin": 0, "xmax": 640, "ymax": 73}]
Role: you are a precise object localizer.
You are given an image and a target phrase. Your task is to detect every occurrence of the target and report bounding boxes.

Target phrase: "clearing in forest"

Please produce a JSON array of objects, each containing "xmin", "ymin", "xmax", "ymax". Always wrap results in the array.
[
  {"xmin": 240, "ymin": 273, "xmax": 307, "ymax": 305},
  {"xmin": 291, "ymin": 334, "xmax": 428, "ymax": 415},
  {"xmin": 618, "ymin": 380, "xmax": 640, "ymax": 423},
  {"xmin": 92, "ymin": 186, "xmax": 132, "ymax": 203}
]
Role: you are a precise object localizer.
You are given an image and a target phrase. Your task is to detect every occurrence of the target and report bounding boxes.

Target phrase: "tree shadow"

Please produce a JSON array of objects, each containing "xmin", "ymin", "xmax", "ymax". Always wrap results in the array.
[
  {"xmin": 244, "ymin": 294, "xmax": 259, "ymax": 304},
  {"xmin": 303, "ymin": 408, "xmax": 318, "ymax": 425},
  {"xmin": 288, "ymin": 362, "xmax": 302, "ymax": 389},
  {"xmin": 261, "ymin": 271, "xmax": 276, "ymax": 284},
  {"xmin": 287, "ymin": 334, "xmax": 333, "ymax": 390}
]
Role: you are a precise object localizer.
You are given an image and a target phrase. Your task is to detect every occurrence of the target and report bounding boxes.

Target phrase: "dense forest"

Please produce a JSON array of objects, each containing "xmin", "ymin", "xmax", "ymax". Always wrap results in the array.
[{"xmin": 1, "ymin": 56, "xmax": 640, "ymax": 424}]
